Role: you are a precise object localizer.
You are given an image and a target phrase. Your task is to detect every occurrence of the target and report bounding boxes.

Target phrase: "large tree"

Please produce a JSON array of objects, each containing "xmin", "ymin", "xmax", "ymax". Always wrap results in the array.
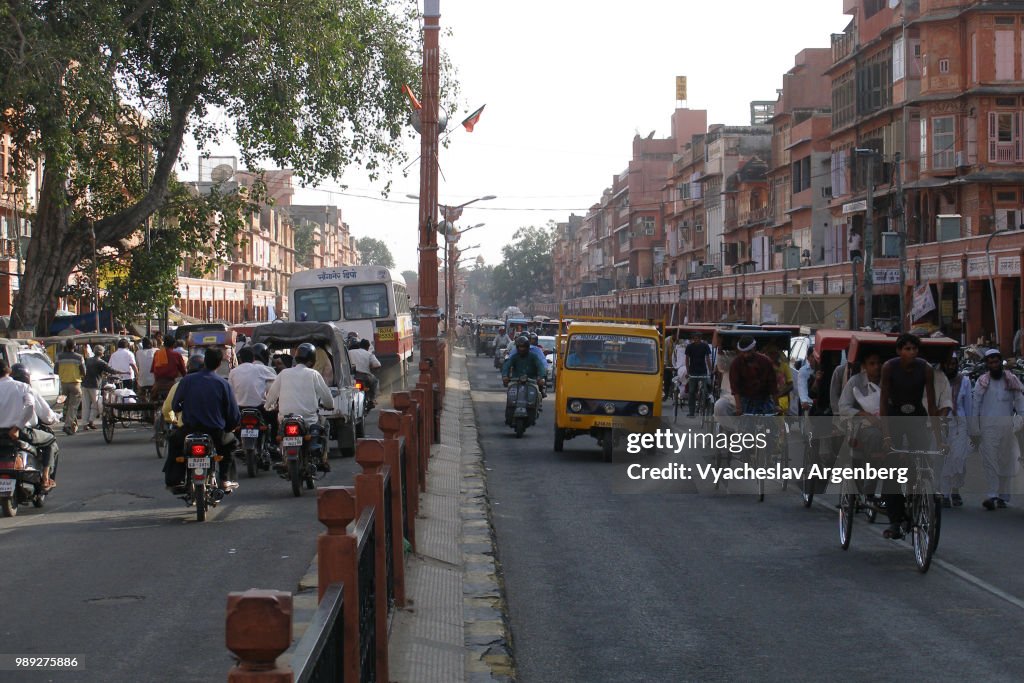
[
  {"xmin": 490, "ymin": 224, "xmax": 555, "ymax": 307},
  {"xmin": 357, "ymin": 237, "xmax": 395, "ymax": 268},
  {"xmin": 0, "ymin": 0, "xmax": 429, "ymax": 332}
]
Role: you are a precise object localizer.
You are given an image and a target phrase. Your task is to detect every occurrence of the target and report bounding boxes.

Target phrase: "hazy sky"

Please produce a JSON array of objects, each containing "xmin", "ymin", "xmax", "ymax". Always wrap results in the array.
[{"xmin": 177, "ymin": 0, "xmax": 851, "ymax": 273}]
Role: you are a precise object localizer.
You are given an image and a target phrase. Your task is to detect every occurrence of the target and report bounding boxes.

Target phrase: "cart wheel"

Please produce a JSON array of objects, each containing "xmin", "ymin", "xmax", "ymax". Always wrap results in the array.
[
  {"xmin": 839, "ymin": 488, "xmax": 856, "ymax": 550},
  {"xmin": 101, "ymin": 411, "xmax": 114, "ymax": 443},
  {"xmin": 154, "ymin": 415, "xmax": 166, "ymax": 459}
]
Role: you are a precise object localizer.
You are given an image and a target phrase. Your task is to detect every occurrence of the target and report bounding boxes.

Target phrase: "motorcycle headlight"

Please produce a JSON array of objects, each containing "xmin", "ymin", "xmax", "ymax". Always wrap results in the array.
[
  {"xmin": 604, "ymin": 403, "xmax": 616, "ymax": 415},
  {"xmin": 638, "ymin": 404, "xmax": 650, "ymax": 416},
  {"xmin": 569, "ymin": 400, "xmax": 582, "ymax": 413}
]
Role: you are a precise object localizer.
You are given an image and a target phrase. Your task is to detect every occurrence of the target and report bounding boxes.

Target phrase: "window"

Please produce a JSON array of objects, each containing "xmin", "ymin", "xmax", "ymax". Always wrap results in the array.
[
  {"xmin": 856, "ymin": 48, "xmax": 893, "ymax": 115},
  {"xmin": 564, "ymin": 334, "xmax": 658, "ymax": 374},
  {"xmin": 996, "ymin": 31, "xmax": 1015, "ymax": 80},
  {"xmin": 893, "ymin": 36, "xmax": 905, "ymax": 81},
  {"xmin": 832, "ymin": 71, "xmax": 855, "ymax": 128},
  {"xmin": 695, "ymin": 222, "xmax": 703, "ymax": 233},
  {"xmin": 791, "ymin": 156, "xmax": 811, "ymax": 193},
  {"xmin": 920, "ymin": 118, "xmax": 928, "ymax": 172},
  {"xmin": 932, "ymin": 116, "xmax": 955, "ymax": 169},
  {"xmin": 972, "ymin": 33, "xmax": 978, "ymax": 82},
  {"xmin": 636, "ymin": 216, "xmax": 655, "ymax": 235},
  {"xmin": 293, "ymin": 287, "xmax": 341, "ymax": 322},
  {"xmin": 342, "ymin": 283, "xmax": 390, "ymax": 320},
  {"xmin": 996, "ymin": 190, "xmax": 1018, "ymax": 202},
  {"xmin": 938, "ymin": 58, "xmax": 950, "ymax": 74},
  {"xmin": 678, "ymin": 183, "xmax": 690, "ymax": 200},
  {"xmin": 995, "ymin": 16, "xmax": 1016, "ymax": 25},
  {"xmin": 988, "ymin": 111, "xmax": 1022, "ymax": 163},
  {"xmin": 996, "ymin": 209, "xmax": 1019, "ymax": 231},
  {"xmin": 830, "ymin": 148, "xmax": 849, "ymax": 196}
]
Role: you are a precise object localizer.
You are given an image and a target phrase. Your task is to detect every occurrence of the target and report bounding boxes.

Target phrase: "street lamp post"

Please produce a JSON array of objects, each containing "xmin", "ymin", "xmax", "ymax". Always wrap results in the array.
[
  {"xmin": 986, "ymin": 227, "xmax": 1012, "ymax": 350},
  {"xmin": 855, "ymin": 148, "xmax": 880, "ymax": 329}
]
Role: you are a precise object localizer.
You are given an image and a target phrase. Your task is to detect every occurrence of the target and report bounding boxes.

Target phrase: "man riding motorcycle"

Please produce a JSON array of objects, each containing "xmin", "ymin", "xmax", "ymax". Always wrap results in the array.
[
  {"xmin": 348, "ymin": 338, "xmax": 381, "ymax": 408},
  {"xmin": 229, "ymin": 346, "xmax": 279, "ymax": 457},
  {"xmin": 4, "ymin": 362, "xmax": 59, "ymax": 490},
  {"xmin": 501, "ymin": 336, "xmax": 546, "ymax": 388},
  {"xmin": 493, "ymin": 327, "xmax": 511, "ymax": 361},
  {"xmin": 263, "ymin": 343, "xmax": 335, "ymax": 472},
  {"xmin": 165, "ymin": 348, "xmax": 241, "ymax": 492}
]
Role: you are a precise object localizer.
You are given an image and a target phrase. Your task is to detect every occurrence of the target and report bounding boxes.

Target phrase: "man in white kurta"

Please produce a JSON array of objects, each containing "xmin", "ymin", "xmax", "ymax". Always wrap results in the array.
[
  {"xmin": 969, "ymin": 349, "xmax": 1024, "ymax": 509},
  {"xmin": 939, "ymin": 356, "xmax": 972, "ymax": 506}
]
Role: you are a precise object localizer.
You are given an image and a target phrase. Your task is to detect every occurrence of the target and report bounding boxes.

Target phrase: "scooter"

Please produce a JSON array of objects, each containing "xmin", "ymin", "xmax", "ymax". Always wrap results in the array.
[
  {"xmin": 0, "ymin": 430, "xmax": 50, "ymax": 517},
  {"xmin": 504, "ymin": 376, "xmax": 541, "ymax": 438}
]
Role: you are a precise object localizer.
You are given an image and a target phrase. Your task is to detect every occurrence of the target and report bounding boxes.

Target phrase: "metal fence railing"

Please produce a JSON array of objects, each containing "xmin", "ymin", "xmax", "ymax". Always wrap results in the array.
[{"xmin": 293, "ymin": 583, "xmax": 345, "ymax": 683}]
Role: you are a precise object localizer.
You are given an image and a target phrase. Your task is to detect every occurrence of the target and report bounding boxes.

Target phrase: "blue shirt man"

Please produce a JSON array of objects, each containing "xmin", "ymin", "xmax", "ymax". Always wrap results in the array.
[{"xmin": 173, "ymin": 356, "xmax": 241, "ymax": 431}]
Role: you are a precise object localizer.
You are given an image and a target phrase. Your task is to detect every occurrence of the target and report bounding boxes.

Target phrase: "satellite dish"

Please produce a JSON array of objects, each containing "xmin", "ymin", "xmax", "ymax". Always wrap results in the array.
[
  {"xmin": 410, "ymin": 106, "xmax": 450, "ymax": 134},
  {"xmin": 210, "ymin": 163, "xmax": 235, "ymax": 184}
]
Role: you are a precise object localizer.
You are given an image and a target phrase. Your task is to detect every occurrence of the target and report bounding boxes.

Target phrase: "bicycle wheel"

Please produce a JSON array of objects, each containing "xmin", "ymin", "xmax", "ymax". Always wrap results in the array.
[
  {"xmin": 154, "ymin": 414, "xmax": 166, "ymax": 459},
  {"xmin": 911, "ymin": 494, "xmax": 941, "ymax": 573},
  {"xmin": 698, "ymin": 384, "xmax": 710, "ymax": 429},
  {"xmin": 673, "ymin": 385, "xmax": 681, "ymax": 423},
  {"xmin": 101, "ymin": 409, "xmax": 114, "ymax": 443},
  {"xmin": 800, "ymin": 432, "xmax": 814, "ymax": 508},
  {"xmin": 839, "ymin": 482, "xmax": 855, "ymax": 550}
]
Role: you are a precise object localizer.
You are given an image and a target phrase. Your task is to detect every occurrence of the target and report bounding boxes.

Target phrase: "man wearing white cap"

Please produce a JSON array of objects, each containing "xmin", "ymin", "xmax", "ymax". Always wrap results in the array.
[{"xmin": 970, "ymin": 348, "xmax": 1024, "ymax": 510}]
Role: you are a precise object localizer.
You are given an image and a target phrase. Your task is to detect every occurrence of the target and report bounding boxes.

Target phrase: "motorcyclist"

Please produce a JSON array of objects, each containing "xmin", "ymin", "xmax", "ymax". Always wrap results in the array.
[
  {"xmin": 263, "ymin": 343, "xmax": 335, "ymax": 472},
  {"xmin": 346, "ymin": 331, "xmax": 360, "ymax": 350},
  {"xmin": 527, "ymin": 333, "xmax": 547, "ymax": 366},
  {"xmin": 251, "ymin": 342, "xmax": 272, "ymax": 367},
  {"xmin": 501, "ymin": 336, "xmax": 546, "ymax": 388},
  {"xmin": 250, "ymin": 343, "xmax": 278, "ymax": 445},
  {"xmin": 161, "ymin": 354, "xmax": 206, "ymax": 428},
  {"xmin": 228, "ymin": 345, "xmax": 279, "ymax": 457},
  {"xmin": 349, "ymin": 338, "xmax": 382, "ymax": 408},
  {"xmin": 166, "ymin": 348, "xmax": 241, "ymax": 492},
  {"xmin": 493, "ymin": 327, "xmax": 511, "ymax": 357},
  {"xmin": 5, "ymin": 362, "xmax": 59, "ymax": 490}
]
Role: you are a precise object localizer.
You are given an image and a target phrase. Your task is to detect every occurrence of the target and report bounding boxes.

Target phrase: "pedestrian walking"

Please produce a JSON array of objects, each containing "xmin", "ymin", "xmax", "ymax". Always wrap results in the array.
[
  {"xmin": 970, "ymin": 349, "xmax": 1024, "ymax": 510},
  {"xmin": 56, "ymin": 339, "xmax": 86, "ymax": 434},
  {"xmin": 82, "ymin": 345, "xmax": 114, "ymax": 430},
  {"xmin": 940, "ymin": 355, "xmax": 972, "ymax": 507}
]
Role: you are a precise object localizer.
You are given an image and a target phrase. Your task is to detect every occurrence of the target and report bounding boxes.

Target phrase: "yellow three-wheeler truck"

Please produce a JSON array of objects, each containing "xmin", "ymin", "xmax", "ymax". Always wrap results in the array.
[{"xmin": 553, "ymin": 318, "xmax": 663, "ymax": 462}]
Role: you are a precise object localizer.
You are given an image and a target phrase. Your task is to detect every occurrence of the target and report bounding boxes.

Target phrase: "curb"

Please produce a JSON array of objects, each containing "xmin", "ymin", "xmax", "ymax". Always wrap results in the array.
[{"xmin": 461, "ymin": 394, "xmax": 515, "ymax": 682}]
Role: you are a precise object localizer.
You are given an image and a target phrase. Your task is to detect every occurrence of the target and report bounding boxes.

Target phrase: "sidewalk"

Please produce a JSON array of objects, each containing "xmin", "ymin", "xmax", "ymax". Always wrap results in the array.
[{"xmin": 388, "ymin": 350, "xmax": 515, "ymax": 682}]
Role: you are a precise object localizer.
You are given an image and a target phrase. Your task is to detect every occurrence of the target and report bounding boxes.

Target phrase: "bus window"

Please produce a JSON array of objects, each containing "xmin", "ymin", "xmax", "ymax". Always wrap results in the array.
[
  {"xmin": 294, "ymin": 287, "xmax": 341, "ymax": 322},
  {"xmin": 343, "ymin": 283, "xmax": 390, "ymax": 320}
]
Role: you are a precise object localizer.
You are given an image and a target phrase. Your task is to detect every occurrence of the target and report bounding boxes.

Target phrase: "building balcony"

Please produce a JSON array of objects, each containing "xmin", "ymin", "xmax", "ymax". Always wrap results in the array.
[
  {"xmin": 991, "ymin": 142, "xmax": 1023, "ymax": 165},
  {"xmin": 832, "ymin": 26, "xmax": 856, "ymax": 64}
]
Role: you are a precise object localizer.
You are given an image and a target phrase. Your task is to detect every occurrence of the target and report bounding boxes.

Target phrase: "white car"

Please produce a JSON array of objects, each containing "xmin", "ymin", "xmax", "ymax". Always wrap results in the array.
[{"xmin": 537, "ymin": 336, "xmax": 557, "ymax": 384}]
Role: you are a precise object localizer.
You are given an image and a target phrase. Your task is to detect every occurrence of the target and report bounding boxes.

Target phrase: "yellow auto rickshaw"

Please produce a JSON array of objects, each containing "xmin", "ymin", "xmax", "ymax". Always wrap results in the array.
[{"xmin": 554, "ymin": 318, "xmax": 663, "ymax": 462}]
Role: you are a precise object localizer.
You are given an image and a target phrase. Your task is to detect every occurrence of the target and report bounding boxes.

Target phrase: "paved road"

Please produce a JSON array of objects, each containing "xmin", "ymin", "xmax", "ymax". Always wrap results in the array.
[
  {"xmin": 468, "ymin": 355, "xmax": 1024, "ymax": 681},
  {"xmin": 0, "ymin": 361, "xmax": 412, "ymax": 683}
]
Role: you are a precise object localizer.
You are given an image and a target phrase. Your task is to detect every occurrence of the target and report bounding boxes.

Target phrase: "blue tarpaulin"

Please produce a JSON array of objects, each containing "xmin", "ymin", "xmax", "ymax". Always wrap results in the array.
[{"xmin": 49, "ymin": 310, "xmax": 114, "ymax": 335}]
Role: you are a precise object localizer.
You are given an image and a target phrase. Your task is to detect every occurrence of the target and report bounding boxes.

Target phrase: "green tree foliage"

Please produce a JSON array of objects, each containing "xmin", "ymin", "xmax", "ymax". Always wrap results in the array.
[
  {"xmin": 358, "ymin": 237, "xmax": 396, "ymax": 269},
  {"xmin": 489, "ymin": 225, "xmax": 554, "ymax": 308},
  {"xmin": 100, "ymin": 179, "xmax": 263, "ymax": 327},
  {"xmin": 0, "ymin": 0, "xmax": 433, "ymax": 332},
  {"xmin": 293, "ymin": 221, "xmax": 318, "ymax": 269}
]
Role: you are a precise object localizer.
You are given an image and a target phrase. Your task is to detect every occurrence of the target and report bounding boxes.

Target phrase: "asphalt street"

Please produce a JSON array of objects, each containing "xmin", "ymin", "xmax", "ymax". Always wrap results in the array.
[
  {"xmin": 468, "ymin": 355, "xmax": 1024, "ymax": 682},
  {"xmin": 0, "ymin": 361, "xmax": 411, "ymax": 683}
]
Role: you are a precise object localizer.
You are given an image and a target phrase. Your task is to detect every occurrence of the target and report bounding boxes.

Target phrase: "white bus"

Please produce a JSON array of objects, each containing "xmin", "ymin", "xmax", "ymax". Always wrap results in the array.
[{"xmin": 288, "ymin": 266, "xmax": 414, "ymax": 363}]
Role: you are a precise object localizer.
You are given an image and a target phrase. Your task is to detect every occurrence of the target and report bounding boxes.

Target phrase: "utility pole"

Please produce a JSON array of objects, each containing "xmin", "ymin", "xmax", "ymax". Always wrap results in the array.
[
  {"xmin": 417, "ymin": 0, "xmax": 442, "ymax": 389},
  {"xmin": 894, "ymin": 152, "xmax": 906, "ymax": 332},
  {"xmin": 858, "ymin": 148, "xmax": 877, "ymax": 328}
]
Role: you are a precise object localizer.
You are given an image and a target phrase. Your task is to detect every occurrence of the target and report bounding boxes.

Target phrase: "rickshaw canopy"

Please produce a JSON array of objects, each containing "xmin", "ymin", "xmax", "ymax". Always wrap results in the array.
[
  {"xmin": 712, "ymin": 329, "xmax": 794, "ymax": 354},
  {"xmin": 249, "ymin": 321, "xmax": 354, "ymax": 389}
]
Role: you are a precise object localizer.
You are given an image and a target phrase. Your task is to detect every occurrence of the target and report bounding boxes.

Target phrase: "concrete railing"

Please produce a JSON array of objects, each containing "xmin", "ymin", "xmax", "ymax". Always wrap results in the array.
[{"xmin": 225, "ymin": 390, "xmax": 434, "ymax": 682}]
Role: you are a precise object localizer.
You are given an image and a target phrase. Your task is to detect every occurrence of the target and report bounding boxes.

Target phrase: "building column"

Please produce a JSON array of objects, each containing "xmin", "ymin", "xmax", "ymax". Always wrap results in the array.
[{"xmin": 966, "ymin": 280, "xmax": 986, "ymax": 345}]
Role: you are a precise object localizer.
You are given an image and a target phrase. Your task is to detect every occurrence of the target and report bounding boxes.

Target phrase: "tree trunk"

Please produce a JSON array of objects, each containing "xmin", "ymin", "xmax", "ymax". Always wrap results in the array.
[{"xmin": 10, "ymin": 160, "xmax": 89, "ymax": 334}]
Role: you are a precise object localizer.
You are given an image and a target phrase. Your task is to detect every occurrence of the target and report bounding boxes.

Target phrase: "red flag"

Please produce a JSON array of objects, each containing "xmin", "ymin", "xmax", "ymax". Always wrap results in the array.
[
  {"xmin": 401, "ymin": 84, "xmax": 422, "ymax": 111},
  {"xmin": 461, "ymin": 105, "xmax": 486, "ymax": 132}
]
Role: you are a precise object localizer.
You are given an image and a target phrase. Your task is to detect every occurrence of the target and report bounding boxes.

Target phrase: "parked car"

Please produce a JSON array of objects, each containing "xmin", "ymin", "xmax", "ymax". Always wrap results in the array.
[
  {"xmin": 537, "ymin": 335, "xmax": 557, "ymax": 385},
  {"xmin": 20, "ymin": 346, "xmax": 61, "ymax": 408}
]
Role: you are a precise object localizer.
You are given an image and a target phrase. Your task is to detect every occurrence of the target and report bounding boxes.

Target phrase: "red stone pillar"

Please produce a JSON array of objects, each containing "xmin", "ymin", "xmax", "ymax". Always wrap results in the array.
[
  {"xmin": 378, "ymin": 409, "xmax": 407, "ymax": 607},
  {"xmin": 354, "ymin": 440, "xmax": 389, "ymax": 682},
  {"xmin": 225, "ymin": 589, "xmax": 294, "ymax": 682},
  {"xmin": 409, "ymin": 388, "xmax": 429, "ymax": 487},
  {"xmin": 391, "ymin": 392, "xmax": 421, "ymax": 548},
  {"xmin": 315, "ymin": 486, "xmax": 359, "ymax": 683}
]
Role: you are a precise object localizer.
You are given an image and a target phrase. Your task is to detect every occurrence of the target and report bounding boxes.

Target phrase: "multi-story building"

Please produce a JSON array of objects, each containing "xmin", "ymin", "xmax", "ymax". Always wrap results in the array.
[{"xmin": 557, "ymin": 1, "xmax": 1024, "ymax": 353}]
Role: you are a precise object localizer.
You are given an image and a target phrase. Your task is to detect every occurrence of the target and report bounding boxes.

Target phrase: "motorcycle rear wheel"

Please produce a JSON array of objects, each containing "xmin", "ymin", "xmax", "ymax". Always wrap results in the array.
[
  {"xmin": 1, "ymin": 496, "xmax": 17, "ymax": 517},
  {"xmin": 195, "ymin": 484, "xmax": 207, "ymax": 522},
  {"xmin": 246, "ymin": 449, "xmax": 257, "ymax": 479},
  {"xmin": 289, "ymin": 459, "xmax": 302, "ymax": 497}
]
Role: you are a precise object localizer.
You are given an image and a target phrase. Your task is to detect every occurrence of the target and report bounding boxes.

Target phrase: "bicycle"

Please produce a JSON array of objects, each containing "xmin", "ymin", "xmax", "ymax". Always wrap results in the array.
[
  {"xmin": 838, "ymin": 446, "xmax": 943, "ymax": 573},
  {"xmin": 715, "ymin": 411, "xmax": 781, "ymax": 501}
]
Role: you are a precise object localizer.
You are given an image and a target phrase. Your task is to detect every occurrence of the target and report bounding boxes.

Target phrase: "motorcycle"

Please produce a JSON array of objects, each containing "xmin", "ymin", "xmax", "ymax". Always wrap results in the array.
[
  {"xmin": 354, "ymin": 372, "xmax": 377, "ymax": 412},
  {"xmin": 236, "ymin": 409, "xmax": 271, "ymax": 479},
  {"xmin": 504, "ymin": 375, "xmax": 541, "ymax": 438},
  {"xmin": 278, "ymin": 414, "xmax": 327, "ymax": 497},
  {"xmin": 0, "ymin": 430, "xmax": 50, "ymax": 517},
  {"xmin": 180, "ymin": 433, "xmax": 224, "ymax": 522},
  {"xmin": 494, "ymin": 347, "xmax": 509, "ymax": 371}
]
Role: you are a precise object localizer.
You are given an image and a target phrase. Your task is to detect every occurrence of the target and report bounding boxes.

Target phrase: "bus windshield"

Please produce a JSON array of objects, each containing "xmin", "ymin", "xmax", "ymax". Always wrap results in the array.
[
  {"xmin": 293, "ymin": 287, "xmax": 341, "ymax": 322},
  {"xmin": 564, "ymin": 334, "xmax": 659, "ymax": 374},
  {"xmin": 343, "ymin": 283, "xmax": 390, "ymax": 320}
]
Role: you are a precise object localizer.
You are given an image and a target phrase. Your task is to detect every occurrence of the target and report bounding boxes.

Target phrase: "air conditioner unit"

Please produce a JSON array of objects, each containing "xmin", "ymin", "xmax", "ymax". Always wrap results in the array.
[
  {"xmin": 881, "ymin": 231, "xmax": 900, "ymax": 257},
  {"xmin": 955, "ymin": 151, "xmax": 968, "ymax": 168},
  {"xmin": 783, "ymin": 246, "xmax": 801, "ymax": 269},
  {"xmin": 937, "ymin": 214, "xmax": 962, "ymax": 242}
]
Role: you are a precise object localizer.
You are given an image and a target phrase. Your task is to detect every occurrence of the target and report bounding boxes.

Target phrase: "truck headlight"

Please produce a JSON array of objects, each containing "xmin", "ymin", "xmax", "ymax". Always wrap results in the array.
[
  {"xmin": 638, "ymin": 404, "xmax": 650, "ymax": 416},
  {"xmin": 604, "ymin": 403, "xmax": 616, "ymax": 415},
  {"xmin": 569, "ymin": 400, "xmax": 582, "ymax": 413}
]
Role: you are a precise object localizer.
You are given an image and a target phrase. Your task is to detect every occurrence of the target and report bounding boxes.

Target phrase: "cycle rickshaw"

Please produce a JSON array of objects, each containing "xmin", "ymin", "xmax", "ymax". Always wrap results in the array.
[
  {"xmin": 835, "ymin": 332, "xmax": 954, "ymax": 573},
  {"xmin": 664, "ymin": 324, "xmax": 717, "ymax": 424},
  {"xmin": 711, "ymin": 328, "xmax": 795, "ymax": 501}
]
